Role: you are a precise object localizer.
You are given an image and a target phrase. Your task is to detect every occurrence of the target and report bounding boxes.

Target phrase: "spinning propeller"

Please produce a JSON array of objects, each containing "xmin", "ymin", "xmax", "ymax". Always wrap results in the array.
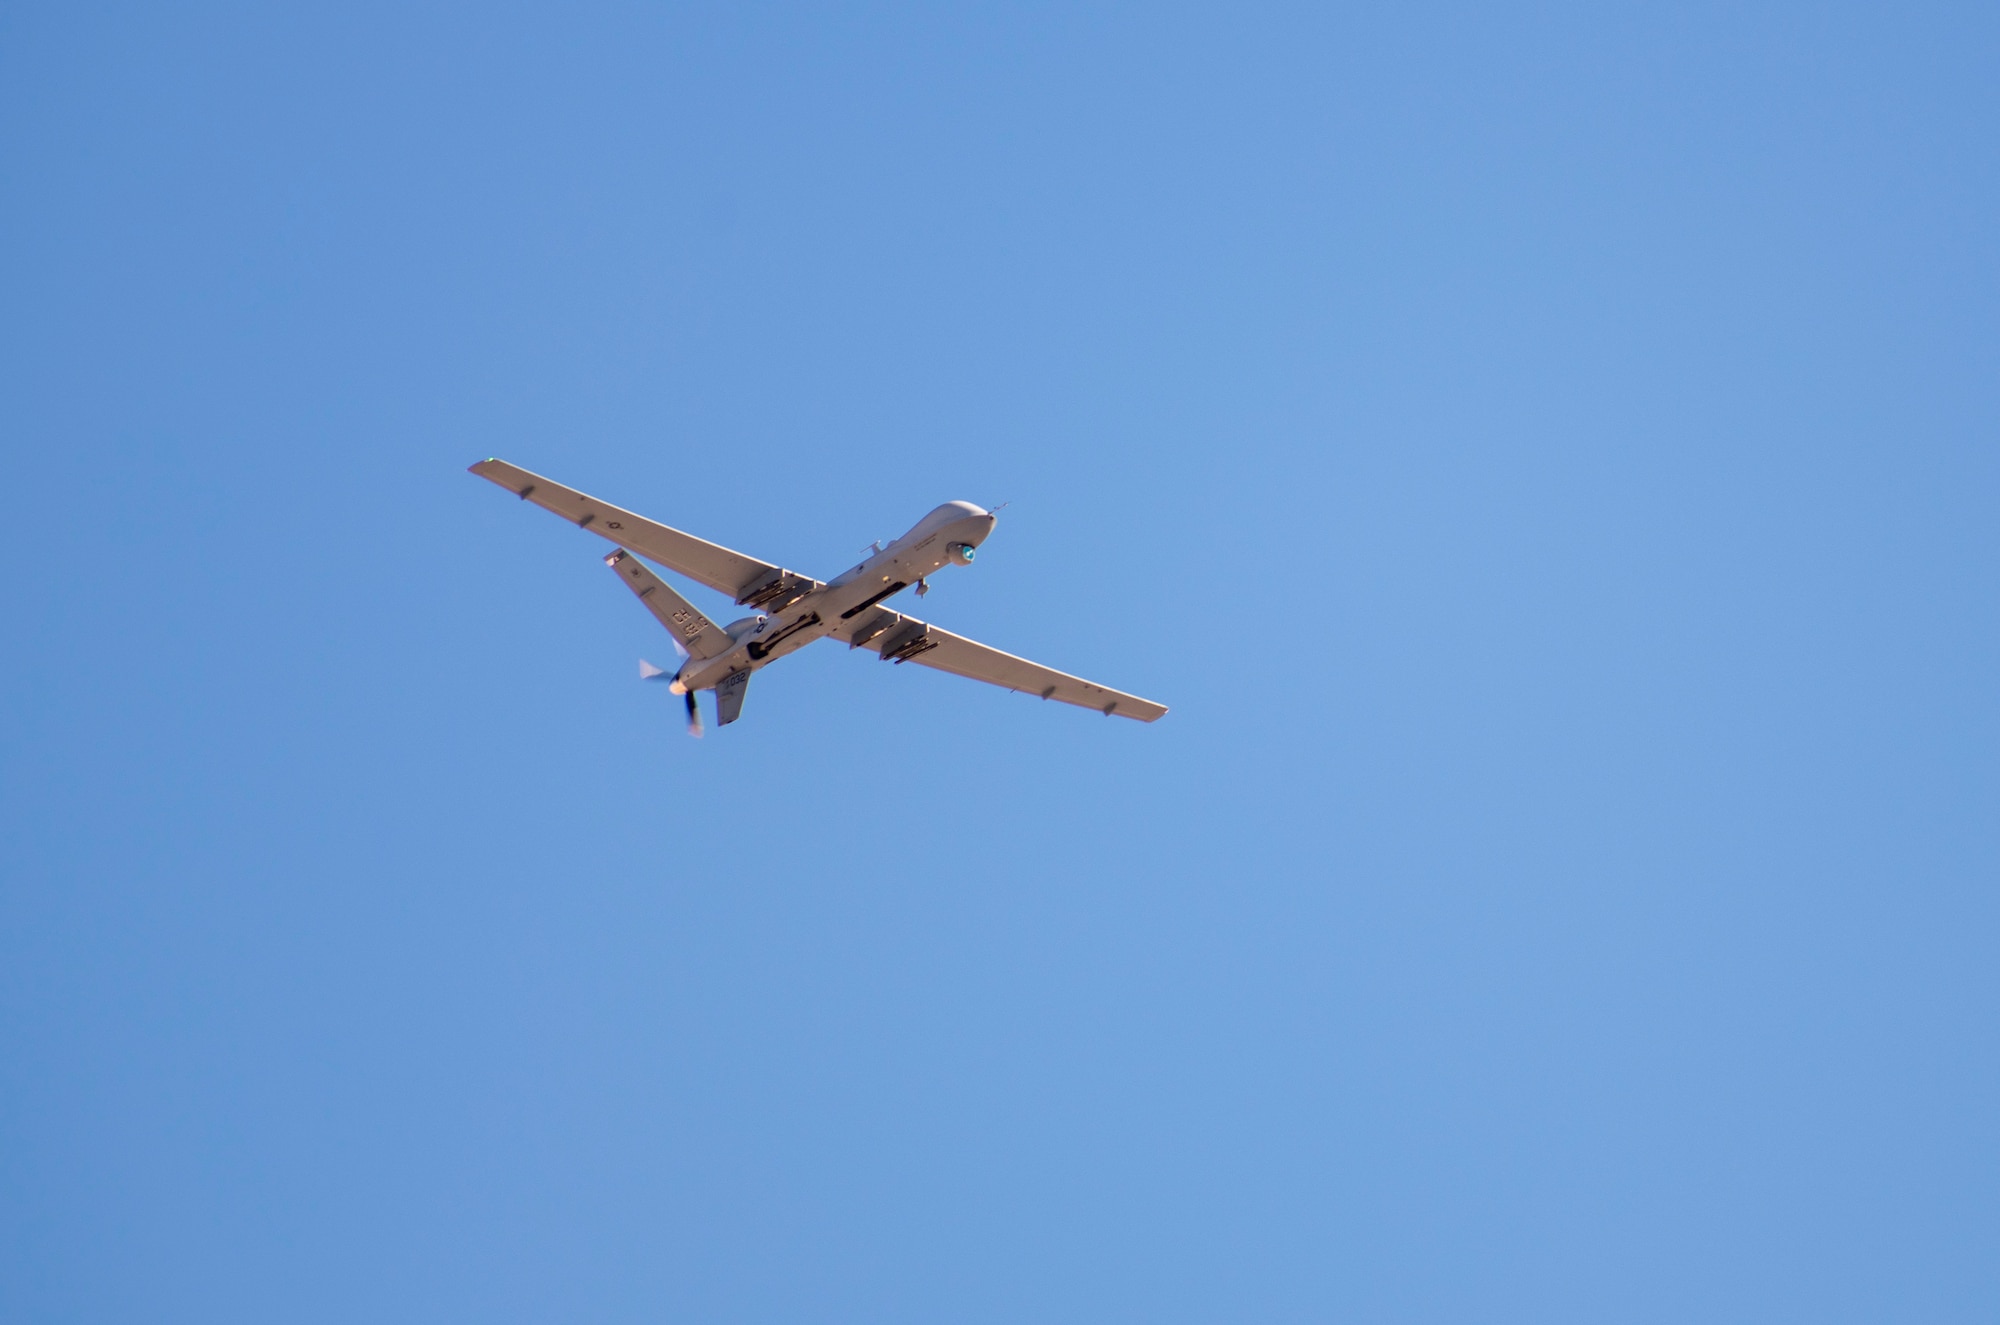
[{"xmin": 642, "ymin": 658, "xmax": 703, "ymax": 737}]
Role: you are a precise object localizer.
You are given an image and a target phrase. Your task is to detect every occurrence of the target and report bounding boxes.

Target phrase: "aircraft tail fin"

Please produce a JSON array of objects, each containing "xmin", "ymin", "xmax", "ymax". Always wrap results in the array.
[
  {"xmin": 714, "ymin": 669, "xmax": 751, "ymax": 726},
  {"xmin": 604, "ymin": 549, "xmax": 734, "ymax": 661}
]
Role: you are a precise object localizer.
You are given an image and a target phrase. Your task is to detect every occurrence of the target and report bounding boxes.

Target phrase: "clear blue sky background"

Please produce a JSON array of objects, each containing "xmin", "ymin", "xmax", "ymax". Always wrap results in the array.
[{"xmin": 3, "ymin": 4, "xmax": 1995, "ymax": 1321}]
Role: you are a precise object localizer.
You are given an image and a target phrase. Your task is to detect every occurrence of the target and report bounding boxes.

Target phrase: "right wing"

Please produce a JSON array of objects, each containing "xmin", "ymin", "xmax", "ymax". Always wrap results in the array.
[
  {"xmin": 833, "ymin": 608, "xmax": 1168, "ymax": 722},
  {"xmin": 469, "ymin": 458, "xmax": 821, "ymax": 607}
]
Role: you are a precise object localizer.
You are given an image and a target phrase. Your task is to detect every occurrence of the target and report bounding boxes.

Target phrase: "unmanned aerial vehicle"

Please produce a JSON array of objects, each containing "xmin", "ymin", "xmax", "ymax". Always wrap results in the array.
[{"xmin": 471, "ymin": 459, "xmax": 1167, "ymax": 733}]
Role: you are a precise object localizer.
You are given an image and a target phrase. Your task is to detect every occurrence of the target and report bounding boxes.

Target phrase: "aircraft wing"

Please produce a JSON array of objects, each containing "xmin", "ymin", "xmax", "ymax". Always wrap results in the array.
[
  {"xmin": 833, "ymin": 608, "xmax": 1168, "ymax": 722},
  {"xmin": 469, "ymin": 458, "xmax": 821, "ymax": 606}
]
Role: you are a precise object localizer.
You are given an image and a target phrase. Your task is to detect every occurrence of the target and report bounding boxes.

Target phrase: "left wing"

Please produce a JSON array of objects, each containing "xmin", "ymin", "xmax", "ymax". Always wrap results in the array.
[
  {"xmin": 470, "ymin": 458, "xmax": 821, "ymax": 608},
  {"xmin": 833, "ymin": 608, "xmax": 1168, "ymax": 722}
]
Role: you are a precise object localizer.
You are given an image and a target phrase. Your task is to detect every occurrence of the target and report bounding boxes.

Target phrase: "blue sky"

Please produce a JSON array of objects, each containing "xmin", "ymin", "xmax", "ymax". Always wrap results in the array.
[{"xmin": 3, "ymin": 3, "xmax": 1995, "ymax": 1321}]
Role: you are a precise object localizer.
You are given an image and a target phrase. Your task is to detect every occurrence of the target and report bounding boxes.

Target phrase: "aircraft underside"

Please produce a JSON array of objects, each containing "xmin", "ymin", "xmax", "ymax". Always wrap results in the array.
[{"xmin": 472, "ymin": 459, "xmax": 1167, "ymax": 733}]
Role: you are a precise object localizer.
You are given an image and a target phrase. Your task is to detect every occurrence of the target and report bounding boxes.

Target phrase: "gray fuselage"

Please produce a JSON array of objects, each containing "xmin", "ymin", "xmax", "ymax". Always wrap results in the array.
[{"xmin": 671, "ymin": 501, "xmax": 996, "ymax": 693}]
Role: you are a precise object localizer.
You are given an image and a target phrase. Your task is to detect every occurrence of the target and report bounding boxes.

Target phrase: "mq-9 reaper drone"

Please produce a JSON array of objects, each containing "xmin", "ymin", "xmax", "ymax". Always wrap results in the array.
[{"xmin": 471, "ymin": 459, "xmax": 1167, "ymax": 734}]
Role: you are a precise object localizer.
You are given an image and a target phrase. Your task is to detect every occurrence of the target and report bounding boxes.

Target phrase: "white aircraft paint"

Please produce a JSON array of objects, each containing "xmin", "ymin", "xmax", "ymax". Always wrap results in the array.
[{"xmin": 470, "ymin": 459, "xmax": 1168, "ymax": 728}]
